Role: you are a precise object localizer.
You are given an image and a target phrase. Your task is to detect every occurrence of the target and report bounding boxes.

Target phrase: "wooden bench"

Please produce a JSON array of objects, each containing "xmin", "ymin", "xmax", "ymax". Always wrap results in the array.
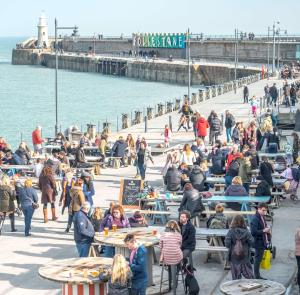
[
  {"xmin": 195, "ymin": 245, "xmax": 229, "ymax": 269},
  {"xmin": 204, "ymin": 210, "xmax": 255, "ymax": 215},
  {"xmin": 271, "ymin": 191, "xmax": 283, "ymax": 208}
]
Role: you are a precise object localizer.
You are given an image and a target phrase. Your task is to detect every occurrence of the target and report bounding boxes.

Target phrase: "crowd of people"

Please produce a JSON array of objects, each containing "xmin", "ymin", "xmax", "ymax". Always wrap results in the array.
[{"xmin": 1, "ymin": 78, "xmax": 300, "ymax": 293}]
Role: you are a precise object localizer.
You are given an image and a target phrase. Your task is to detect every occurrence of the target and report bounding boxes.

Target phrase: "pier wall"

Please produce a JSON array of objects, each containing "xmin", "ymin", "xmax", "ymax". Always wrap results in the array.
[
  {"xmin": 12, "ymin": 49, "xmax": 259, "ymax": 85},
  {"xmin": 61, "ymin": 38, "xmax": 298, "ymax": 63}
]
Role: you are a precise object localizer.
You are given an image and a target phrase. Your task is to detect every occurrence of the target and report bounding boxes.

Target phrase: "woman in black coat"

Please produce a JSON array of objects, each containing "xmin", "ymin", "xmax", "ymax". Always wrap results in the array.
[{"xmin": 259, "ymin": 156, "xmax": 274, "ymax": 187}]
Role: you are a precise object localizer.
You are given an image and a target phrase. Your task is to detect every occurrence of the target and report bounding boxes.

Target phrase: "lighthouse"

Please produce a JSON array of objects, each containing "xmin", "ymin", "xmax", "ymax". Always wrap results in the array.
[{"xmin": 37, "ymin": 11, "xmax": 49, "ymax": 48}]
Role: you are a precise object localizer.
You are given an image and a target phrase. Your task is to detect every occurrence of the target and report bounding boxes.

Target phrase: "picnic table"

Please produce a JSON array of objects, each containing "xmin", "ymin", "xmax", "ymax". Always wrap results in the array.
[
  {"xmin": 202, "ymin": 195, "xmax": 270, "ymax": 223},
  {"xmin": 220, "ymin": 279, "xmax": 286, "ymax": 295},
  {"xmin": 257, "ymin": 152, "xmax": 286, "ymax": 159},
  {"xmin": 94, "ymin": 227, "xmax": 164, "ymax": 286},
  {"xmin": 150, "ymin": 144, "xmax": 182, "ymax": 155},
  {"xmin": 0, "ymin": 164, "xmax": 35, "ymax": 176},
  {"xmin": 39, "ymin": 257, "xmax": 113, "ymax": 295},
  {"xmin": 205, "ymin": 177, "xmax": 285, "ymax": 187}
]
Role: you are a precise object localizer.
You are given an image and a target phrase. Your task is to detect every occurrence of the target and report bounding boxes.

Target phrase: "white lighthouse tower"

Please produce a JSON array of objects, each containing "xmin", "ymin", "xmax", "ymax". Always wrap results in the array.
[{"xmin": 37, "ymin": 11, "xmax": 49, "ymax": 48}]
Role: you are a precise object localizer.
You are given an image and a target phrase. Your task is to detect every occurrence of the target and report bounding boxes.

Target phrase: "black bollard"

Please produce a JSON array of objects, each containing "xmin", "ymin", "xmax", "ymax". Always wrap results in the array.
[{"xmin": 144, "ymin": 116, "xmax": 148, "ymax": 133}]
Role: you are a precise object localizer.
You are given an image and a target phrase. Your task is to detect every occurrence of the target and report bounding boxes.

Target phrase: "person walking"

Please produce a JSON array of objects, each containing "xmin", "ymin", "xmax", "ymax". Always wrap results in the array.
[
  {"xmin": 73, "ymin": 201, "xmax": 95, "ymax": 257},
  {"xmin": 136, "ymin": 142, "xmax": 154, "ymax": 180},
  {"xmin": 17, "ymin": 178, "xmax": 38, "ymax": 236},
  {"xmin": 107, "ymin": 254, "xmax": 132, "ymax": 295},
  {"xmin": 243, "ymin": 85, "xmax": 249, "ymax": 103},
  {"xmin": 39, "ymin": 166, "xmax": 58, "ymax": 222},
  {"xmin": 196, "ymin": 115, "xmax": 209, "ymax": 140},
  {"xmin": 225, "ymin": 215, "xmax": 254, "ymax": 280},
  {"xmin": 250, "ymin": 203, "xmax": 271, "ymax": 279},
  {"xmin": 0, "ymin": 175, "xmax": 17, "ymax": 234},
  {"xmin": 124, "ymin": 234, "xmax": 148, "ymax": 295},
  {"xmin": 295, "ymin": 227, "xmax": 300, "ymax": 293},
  {"xmin": 81, "ymin": 172, "xmax": 95, "ymax": 207},
  {"xmin": 112, "ymin": 136, "xmax": 128, "ymax": 167},
  {"xmin": 269, "ymin": 83, "xmax": 278, "ymax": 106},
  {"xmin": 179, "ymin": 100, "xmax": 193, "ymax": 129},
  {"xmin": 225, "ymin": 110, "xmax": 235, "ymax": 142},
  {"xmin": 208, "ymin": 112, "xmax": 222, "ymax": 145},
  {"xmin": 32, "ymin": 126, "xmax": 44, "ymax": 154}
]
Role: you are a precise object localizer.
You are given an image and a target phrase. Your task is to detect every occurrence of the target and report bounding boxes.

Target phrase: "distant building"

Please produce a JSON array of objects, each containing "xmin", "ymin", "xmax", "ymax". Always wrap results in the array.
[{"xmin": 37, "ymin": 11, "xmax": 49, "ymax": 48}]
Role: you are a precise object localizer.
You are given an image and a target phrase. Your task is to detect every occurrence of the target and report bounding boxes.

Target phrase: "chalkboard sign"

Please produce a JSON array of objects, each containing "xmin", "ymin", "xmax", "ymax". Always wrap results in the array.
[{"xmin": 119, "ymin": 178, "xmax": 143, "ymax": 209}]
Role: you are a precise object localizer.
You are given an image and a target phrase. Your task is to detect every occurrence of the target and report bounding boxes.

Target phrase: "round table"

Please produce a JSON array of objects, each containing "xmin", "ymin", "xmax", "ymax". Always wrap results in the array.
[
  {"xmin": 220, "ymin": 279, "xmax": 286, "ymax": 295},
  {"xmin": 94, "ymin": 227, "xmax": 164, "ymax": 286},
  {"xmin": 39, "ymin": 257, "xmax": 113, "ymax": 295}
]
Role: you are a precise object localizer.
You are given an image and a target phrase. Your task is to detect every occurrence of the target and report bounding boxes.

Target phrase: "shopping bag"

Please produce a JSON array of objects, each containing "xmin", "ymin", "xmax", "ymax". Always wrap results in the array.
[{"xmin": 260, "ymin": 249, "xmax": 271, "ymax": 270}]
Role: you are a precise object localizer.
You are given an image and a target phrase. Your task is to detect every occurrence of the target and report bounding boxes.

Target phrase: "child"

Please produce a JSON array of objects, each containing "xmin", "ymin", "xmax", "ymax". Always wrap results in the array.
[
  {"xmin": 284, "ymin": 140, "xmax": 294, "ymax": 166},
  {"xmin": 250, "ymin": 96, "xmax": 258, "ymax": 117},
  {"xmin": 177, "ymin": 114, "xmax": 188, "ymax": 132},
  {"xmin": 163, "ymin": 124, "xmax": 172, "ymax": 148},
  {"xmin": 129, "ymin": 211, "xmax": 148, "ymax": 228}
]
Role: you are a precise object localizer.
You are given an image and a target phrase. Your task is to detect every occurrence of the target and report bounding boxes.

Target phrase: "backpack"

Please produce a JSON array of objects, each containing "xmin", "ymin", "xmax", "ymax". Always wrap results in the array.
[
  {"xmin": 208, "ymin": 215, "xmax": 226, "ymax": 229},
  {"xmin": 211, "ymin": 117, "xmax": 221, "ymax": 131},
  {"xmin": 232, "ymin": 237, "xmax": 245, "ymax": 260},
  {"xmin": 228, "ymin": 159, "xmax": 240, "ymax": 173}
]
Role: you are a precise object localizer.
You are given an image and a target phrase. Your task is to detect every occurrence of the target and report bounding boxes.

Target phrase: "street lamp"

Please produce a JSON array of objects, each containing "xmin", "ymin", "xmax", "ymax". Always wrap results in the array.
[
  {"xmin": 234, "ymin": 29, "xmax": 244, "ymax": 94},
  {"xmin": 268, "ymin": 21, "xmax": 280, "ymax": 74},
  {"xmin": 187, "ymin": 28, "xmax": 191, "ymax": 101},
  {"xmin": 54, "ymin": 18, "xmax": 79, "ymax": 136}
]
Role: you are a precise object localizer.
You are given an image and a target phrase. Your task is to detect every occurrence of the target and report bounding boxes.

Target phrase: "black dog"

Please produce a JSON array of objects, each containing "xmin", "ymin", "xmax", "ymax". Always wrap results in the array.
[{"xmin": 184, "ymin": 264, "xmax": 200, "ymax": 295}]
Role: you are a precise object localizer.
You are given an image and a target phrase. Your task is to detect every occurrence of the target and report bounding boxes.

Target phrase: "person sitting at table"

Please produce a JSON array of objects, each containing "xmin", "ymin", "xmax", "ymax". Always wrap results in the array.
[
  {"xmin": 265, "ymin": 127, "xmax": 280, "ymax": 153},
  {"xmin": 73, "ymin": 201, "xmax": 95, "ymax": 257},
  {"xmin": 178, "ymin": 162, "xmax": 190, "ymax": 188},
  {"xmin": 164, "ymin": 165, "xmax": 182, "ymax": 192},
  {"xmin": 178, "ymin": 210, "xmax": 196, "ymax": 265},
  {"xmin": 12, "ymin": 142, "xmax": 31, "ymax": 165},
  {"xmin": 61, "ymin": 141, "xmax": 72, "ymax": 156},
  {"xmin": 179, "ymin": 144, "xmax": 196, "ymax": 169},
  {"xmin": 54, "ymin": 132, "xmax": 66, "ymax": 145},
  {"xmin": 75, "ymin": 143, "xmax": 92, "ymax": 168},
  {"xmin": 208, "ymin": 143, "xmax": 226, "ymax": 176},
  {"xmin": 255, "ymin": 177, "xmax": 272, "ymax": 203},
  {"xmin": 259, "ymin": 156, "xmax": 274, "ymax": 187},
  {"xmin": 57, "ymin": 151, "xmax": 69, "ymax": 166},
  {"xmin": 238, "ymin": 156, "xmax": 252, "ymax": 193},
  {"xmin": 225, "ymin": 176, "xmax": 248, "ymax": 211},
  {"xmin": 124, "ymin": 234, "xmax": 148, "ymax": 295},
  {"xmin": 100, "ymin": 204, "xmax": 130, "ymax": 257},
  {"xmin": 189, "ymin": 164, "xmax": 206, "ymax": 192},
  {"xmin": 207, "ymin": 204, "xmax": 229, "ymax": 229},
  {"xmin": 106, "ymin": 254, "xmax": 132, "ymax": 295},
  {"xmin": 111, "ymin": 136, "xmax": 128, "ymax": 168},
  {"xmin": 225, "ymin": 214, "xmax": 254, "ymax": 280},
  {"xmin": 178, "ymin": 183, "xmax": 205, "ymax": 218},
  {"xmin": 159, "ymin": 220, "xmax": 183, "ymax": 293},
  {"xmin": 225, "ymin": 145, "xmax": 243, "ymax": 187},
  {"xmin": 90, "ymin": 207, "xmax": 103, "ymax": 232},
  {"xmin": 129, "ymin": 211, "xmax": 148, "ymax": 227},
  {"xmin": 104, "ymin": 201, "xmax": 116, "ymax": 217}
]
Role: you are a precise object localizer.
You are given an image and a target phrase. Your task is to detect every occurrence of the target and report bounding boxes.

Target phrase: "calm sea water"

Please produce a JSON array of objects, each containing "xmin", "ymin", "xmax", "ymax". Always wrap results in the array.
[{"xmin": 0, "ymin": 37, "xmax": 199, "ymax": 149}]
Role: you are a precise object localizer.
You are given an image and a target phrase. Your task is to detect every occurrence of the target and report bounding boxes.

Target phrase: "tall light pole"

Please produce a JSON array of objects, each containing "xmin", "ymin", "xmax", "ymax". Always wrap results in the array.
[
  {"xmin": 271, "ymin": 21, "xmax": 280, "ymax": 74},
  {"xmin": 54, "ymin": 18, "xmax": 78, "ymax": 136},
  {"xmin": 187, "ymin": 28, "xmax": 191, "ymax": 101},
  {"xmin": 234, "ymin": 29, "xmax": 243, "ymax": 94},
  {"xmin": 267, "ymin": 27, "xmax": 270, "ymax": 71}
]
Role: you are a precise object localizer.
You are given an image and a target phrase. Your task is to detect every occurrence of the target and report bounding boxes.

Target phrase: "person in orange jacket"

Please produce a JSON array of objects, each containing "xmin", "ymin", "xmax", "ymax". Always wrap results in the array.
[{"xmin": 32, "ymin": 126, "xmax": 44, "ymax": 154}]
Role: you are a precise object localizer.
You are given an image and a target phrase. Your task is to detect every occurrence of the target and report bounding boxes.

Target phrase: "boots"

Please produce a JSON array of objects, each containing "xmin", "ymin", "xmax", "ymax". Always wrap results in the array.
[
  {"xmin": 51, "ymin": 207, "xmax": 58, "ymax": 221},
  {"xmin": 9, "ymin": 214, "xmax": 17, "ymax": 232},
  {"xmin": 43, "ymin": 208, "xmax": 48, "ymax": 223},
  {"xmin": 0, "ymin": 214, "xmax": 5, "ymax": 235}
]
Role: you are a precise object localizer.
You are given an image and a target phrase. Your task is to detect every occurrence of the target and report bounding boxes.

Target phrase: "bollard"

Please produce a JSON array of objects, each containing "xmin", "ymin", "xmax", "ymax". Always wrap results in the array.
[
  {"xmin": 122, "ymin": 113, "xmax": 129, "ymax": 129},
  {"xmin": 103, "ymin": 122, "xmax": 111, "ymax": 133},
  {"xmin": 211, "ymin": 86, "xmax": 217, "ymax": 98},
  {"xmin": 198, "ymin": 89, "xmax": 204, "ymax": 102},
  {"xmin": 147, "ymin": 107, "xmax": 154, "ymax": 120},
  {"xmin": 174, "ymin": 99, "xmax": 181, "ymax": 110},
  {"xmin": 166, "ymin": 101, "xmax": 173, "ymax": 113},
  {"xmin": 144, "ymin": 116, "xmax": 148, "ymax": 133},
  {"xmin": 221, "ymin": 113, "xmax": 224, "ymax": 126},
  {"xmin": 191, "ymin": 93, "xmax": 197, "ymax": 104},
  {"xmin": 169, "ymin": 115, "xmax": 173, "ymax": 132}
]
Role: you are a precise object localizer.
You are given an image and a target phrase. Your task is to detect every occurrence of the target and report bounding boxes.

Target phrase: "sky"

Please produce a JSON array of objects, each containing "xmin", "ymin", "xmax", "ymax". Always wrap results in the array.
[{"xmin": 1, "ymin": 0, "xmax": 300, "ymax": 37}]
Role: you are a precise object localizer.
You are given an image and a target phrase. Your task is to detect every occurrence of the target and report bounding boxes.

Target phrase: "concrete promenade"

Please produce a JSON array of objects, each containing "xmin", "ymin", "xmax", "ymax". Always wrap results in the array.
[{"xmin": 0, "ymin": 76, "xmax": 299, "ymax": 294}]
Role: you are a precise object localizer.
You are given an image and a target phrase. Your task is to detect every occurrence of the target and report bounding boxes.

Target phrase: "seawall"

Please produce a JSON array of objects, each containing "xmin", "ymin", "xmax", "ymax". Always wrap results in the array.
[{"xmin": 11, "ymin": 49, "xmax": 260, "ymax": 86}]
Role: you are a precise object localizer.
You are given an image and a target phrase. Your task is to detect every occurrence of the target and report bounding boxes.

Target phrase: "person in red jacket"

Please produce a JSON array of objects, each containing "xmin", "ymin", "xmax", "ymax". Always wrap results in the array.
[
  {"xmin": 32, "ymin": 126, "xmax": 44, "ymax": 154},
  {"xmin": 196, "ymin": 115, "xmax": 209, "ymax": 140}
]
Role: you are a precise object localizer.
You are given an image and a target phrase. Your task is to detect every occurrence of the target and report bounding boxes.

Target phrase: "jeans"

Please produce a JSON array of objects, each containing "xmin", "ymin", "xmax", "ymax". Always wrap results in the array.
[
  {"xmin": 209, "ymin": 131, "xmax": 219, "ymax": 145},
  {"xmin": 296, "ymin": 256, "xmax": 300, "ymax": 288},
  {"xmin": 226, "ymin": 128, "xmax": 232, "ymax": 142},
  {"xmin": 243, "ymin": 183, "xmax": 250, "ymax": 193},
  {"xmin": 225, "ymin": 175, "xmax": 233, "ymax": 188},
  {"xmin": 131, "ymin": 286, "xmax": 147, "ymax": 295},
  {"xmin": 76, "ymin": 242, "xmax": 91, "ymax": 257},
  {"xmin": 103, "ymin": 246, "xmax": 115, "ymax": 257},
  {"xmin": 254, "ymin": 247, "xmax": 265, "ymax": 278},
  {"xmin": 22, "ymin": 206, "xmax": 34, "ymax": 236},
  {"xmin": 67, "ymin": 213, "xmax": 73, "ymax": 229},
  {"xmin": 137, "ymin": 163, "xmax": 146, "ymax": 180}
]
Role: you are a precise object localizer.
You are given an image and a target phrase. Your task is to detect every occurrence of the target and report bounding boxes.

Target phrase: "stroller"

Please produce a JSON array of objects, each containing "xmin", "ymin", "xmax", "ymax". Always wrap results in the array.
[
  {"xmin": 281, "ymin": 167, "xmax": 300, "ymax": 201},
  {"xmin": 274, "ymin": 155, "xmax": 287, "ymax": 173}
]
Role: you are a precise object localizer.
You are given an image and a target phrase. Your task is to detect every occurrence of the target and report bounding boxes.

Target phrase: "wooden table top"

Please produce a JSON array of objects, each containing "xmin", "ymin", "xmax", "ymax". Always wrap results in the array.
[
  {"xmin": 38, "ymin": 257, "xmax": 113, "ymax": 284},
  {"xmin": 94, "ymin": 227, "xmax": 164, "ymax": 248},
  {"xmin": 220, "ymin": 279, "xmax": 286, "ymax": 295},
  {"xmin": 196, "ymin": 228, "xmax": 229, "ymax": 237}
]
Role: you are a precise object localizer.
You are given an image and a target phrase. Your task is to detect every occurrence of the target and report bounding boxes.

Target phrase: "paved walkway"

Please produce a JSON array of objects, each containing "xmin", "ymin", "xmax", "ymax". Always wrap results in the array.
[{"xmin": 0, "ymin": 76, "xmax": 298, "ymax": 295}]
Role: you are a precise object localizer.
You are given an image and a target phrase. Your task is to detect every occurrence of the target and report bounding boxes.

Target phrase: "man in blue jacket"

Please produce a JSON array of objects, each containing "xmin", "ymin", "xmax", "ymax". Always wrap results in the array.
[
  {"xmin": 73, "ymin": 202, "xmax": 95, "ymax": 257},
  {"xmin": 124, "ymin": 234, "xmax": 148, "ymax": 295},
  {"xmin": 250, "ymin": 203, "xmax": 271, "ymax": 279}
]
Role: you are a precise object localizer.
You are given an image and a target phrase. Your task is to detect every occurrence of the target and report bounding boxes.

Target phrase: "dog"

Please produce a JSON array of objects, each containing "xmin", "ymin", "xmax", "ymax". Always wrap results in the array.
[{"xmin": 184, "ymin": 264, "xmax": 200, "ymax": 295}]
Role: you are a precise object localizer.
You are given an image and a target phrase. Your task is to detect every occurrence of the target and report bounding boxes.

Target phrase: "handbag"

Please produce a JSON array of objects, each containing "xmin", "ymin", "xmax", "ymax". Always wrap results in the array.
[
  {"xmin": 32, "ymin": 202, "xmax": 39, "ymax": 209},
  {"xmin": 260, "ymin": 249, "xmax": 271, "ymax": 270}
]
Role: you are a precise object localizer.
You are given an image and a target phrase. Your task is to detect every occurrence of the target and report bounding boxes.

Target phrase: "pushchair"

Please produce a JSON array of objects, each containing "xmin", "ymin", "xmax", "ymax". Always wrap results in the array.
[
  {"xmin": 281, "ymin": 167, "xmax": 300, "ymax": 201},
  {"xmin": 274, "ymin": 155, "xmax": 287, "ymax": 173}
]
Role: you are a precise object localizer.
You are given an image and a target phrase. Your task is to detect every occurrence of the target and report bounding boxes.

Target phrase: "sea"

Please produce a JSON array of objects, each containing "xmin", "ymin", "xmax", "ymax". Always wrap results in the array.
[{"xmin": 0, "ymin": 37, "xmax": 200, "ymax": 149}]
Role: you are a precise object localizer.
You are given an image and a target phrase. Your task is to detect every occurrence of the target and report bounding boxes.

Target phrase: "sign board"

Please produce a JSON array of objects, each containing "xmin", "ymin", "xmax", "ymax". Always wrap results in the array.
[
  {"xmin": 133, "ymin": 33, "xmax": 186, "ymax": 49},
  {"xmin": 119, "ymin": 178, "xmax": 143, "ymax": 209}
]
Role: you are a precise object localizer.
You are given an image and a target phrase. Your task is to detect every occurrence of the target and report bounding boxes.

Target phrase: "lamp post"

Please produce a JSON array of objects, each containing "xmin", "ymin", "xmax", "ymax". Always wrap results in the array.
[
  {"xmin": 234, "ymin": 29, "xmax": 244, "ymax": 94},
  {"xmin": 187, "ymin": 28, "xmax": 191, "ymax": 101},
  {"xmin": 269, "ymin": 21, "xmax": 280, "ymax": 74},
  {"xmin": 267, "ymin": 26, "xmax": 270, "ymax": 71},
  {"xmin": 54, "ymin": 18, "xmax": 78, "ymax": 136}
]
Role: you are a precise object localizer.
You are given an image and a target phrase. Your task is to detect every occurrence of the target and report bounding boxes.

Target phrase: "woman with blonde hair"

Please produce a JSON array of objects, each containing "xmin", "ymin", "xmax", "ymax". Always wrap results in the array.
[
  {"xmin": 159, "ymin": 220, "xmax": 183, "ymax": 293},
  {"xmin": 126, "ymin": 134, "xmax": 136, "ymax": 165},
  {"xmin": 91, "ymin": 207, "xmax": 103, "ymax": 232},
  {"xmin": 225, "ymin": 176, "xmax": 248, "ymax": 211},
  {"xmin": 0, "ymin": 175, "xmax": 17, "ymax": 234},
  {"xmin": 107, "ymin": 254, "xmax": 131, "ymax": 295},
  {"xmin": 16, "ymin": 178, "xmax": 38, "ymax": 236},
  {"xmin": 180, "ymin": 144, "xmax": 196, "ymax": 168}
]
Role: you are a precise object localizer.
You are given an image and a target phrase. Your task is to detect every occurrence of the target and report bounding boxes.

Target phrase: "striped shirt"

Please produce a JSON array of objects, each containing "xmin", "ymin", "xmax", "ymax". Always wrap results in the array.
[{"xmin": 159, "ymin": 231, "xmax": 183, "ymax": 265}]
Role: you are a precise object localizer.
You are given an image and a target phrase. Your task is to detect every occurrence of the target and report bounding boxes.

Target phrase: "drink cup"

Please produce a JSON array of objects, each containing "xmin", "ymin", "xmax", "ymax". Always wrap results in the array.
[
  {"xmin": 152, "ymin": 229, "xmax": 158, "ymax": 235},
  {"xmin": 112, "ymin": 224, "xmax": 117, "ymax": 232},
  {"xmin": 104, "ymin": 227, "xmax": 109, "ymax": 236}
]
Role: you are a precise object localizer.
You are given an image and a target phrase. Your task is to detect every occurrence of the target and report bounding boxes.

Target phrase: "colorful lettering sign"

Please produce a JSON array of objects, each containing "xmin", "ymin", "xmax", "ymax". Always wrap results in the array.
[{"xmin": 133, "ymin": 33, "xmax": 186, "ymax": 49}]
